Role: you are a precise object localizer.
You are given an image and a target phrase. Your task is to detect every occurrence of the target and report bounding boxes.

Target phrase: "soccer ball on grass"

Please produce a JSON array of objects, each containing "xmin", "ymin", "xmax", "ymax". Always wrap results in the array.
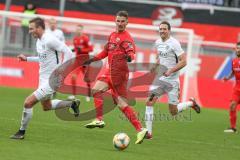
[{"xmin": 113, "ymin": 132, "xmax": 130, "ymax": 150}]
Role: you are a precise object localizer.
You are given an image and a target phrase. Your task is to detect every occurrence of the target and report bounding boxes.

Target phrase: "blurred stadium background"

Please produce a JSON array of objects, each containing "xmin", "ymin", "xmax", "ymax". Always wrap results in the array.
[{"xmin": 0, "ymin": 0, "xmax": 240, "ymax": 160}]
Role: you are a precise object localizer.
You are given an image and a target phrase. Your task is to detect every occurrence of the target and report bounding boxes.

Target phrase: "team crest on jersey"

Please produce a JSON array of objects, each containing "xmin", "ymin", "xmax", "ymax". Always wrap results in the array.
[
  {"xmin": 158, "ymin": 44, "xmax": 171, "ymax": 56},
  {"xmin": 109, "ymin": 43, "xmax": 116, "ymax": 49},
  {"xmin": 116, "ymin": 37, "xmax": 120, "ymax": 42},
  {"xmin": 128, "ymin": 42, "xmax": 133, "ymax": 49}
]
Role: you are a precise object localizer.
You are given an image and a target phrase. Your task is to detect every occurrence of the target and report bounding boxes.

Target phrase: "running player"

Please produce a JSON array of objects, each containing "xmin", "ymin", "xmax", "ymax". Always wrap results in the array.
[{"xmin": 10, "ymin": 17, "xmax": 80, "ymax": 140}]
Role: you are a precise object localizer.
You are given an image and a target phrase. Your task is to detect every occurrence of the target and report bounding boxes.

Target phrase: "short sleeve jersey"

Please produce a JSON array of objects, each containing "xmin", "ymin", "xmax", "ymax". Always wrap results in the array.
[
  {"xmin": 155, "ymin": 36, "xmax": 184, "ymax": 81},
  {"xmin": 36, "ymin": 32, "xmax": 66, "ymax": 79}
]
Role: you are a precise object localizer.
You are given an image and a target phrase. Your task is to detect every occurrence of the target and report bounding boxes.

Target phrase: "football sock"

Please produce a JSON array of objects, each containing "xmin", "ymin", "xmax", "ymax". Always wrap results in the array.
[
  {"xmin": 87, "ymin": 83, "xmax": 91, "ymax": 97},
  {"xmin": 177, "ymin": 101, "xmax": 193, "ymax": 112},
  {"xmin": 20, "ymin": 108, "xmax": 33, "ymax": 131},
  {"xmin": 145, "ymin": 106, "xmax": 153, "ymax": 135},
  {"xmin": 230, "ymin": 110, "xmax": 237, "ymax": 129},
  {"xmin": 120, "ymin": 106, "xmax": 142, "ymax": 132},
  {"xmin": 93, "ymin": 92, "xmax": 103, "ymax": 121},
  {"xmin": 51, "ymin": 99, "xmax": 72, "ymax": 109},
  {"xmin": 71, "ymin": 76, "xmax": 77, "ymax": 95}
]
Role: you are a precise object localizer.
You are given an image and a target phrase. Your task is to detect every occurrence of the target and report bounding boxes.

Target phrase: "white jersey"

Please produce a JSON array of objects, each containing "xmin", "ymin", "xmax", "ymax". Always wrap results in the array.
[
  {"xmin": 155, "ymin": 36, "xmax": 184, "ymax": 81},
  {"xmin": 36, "ymin": 32, "xmax": 72, "ymax": 82},
  {"xmin": 45, "ymin": 28, "xmax": 65, "ymax": 42}
]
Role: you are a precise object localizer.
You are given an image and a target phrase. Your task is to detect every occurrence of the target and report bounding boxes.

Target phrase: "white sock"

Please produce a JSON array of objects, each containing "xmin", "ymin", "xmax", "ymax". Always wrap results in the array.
[
  {"xmin": 51, "ymin": 99, "xmax": 72, "ymax": 110},
  {"xmin": 177, "ymin": 101, "xmax": 193, "ymax": 113},
  {"xmin": 145, "ymin": 106, "xmax": 154, "ymax": 135},
  {"xmin": 20, "ymin": 108, "xmax": 33, "ymax": 131}
]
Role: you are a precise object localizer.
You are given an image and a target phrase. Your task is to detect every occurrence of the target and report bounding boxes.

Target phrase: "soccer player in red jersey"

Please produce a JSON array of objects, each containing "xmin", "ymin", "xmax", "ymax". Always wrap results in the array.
[
  {"xmin": 223, "ymin": 42, "xmax": 240, "ymax": 133},
  {"xmin": 69, "ymin": 24, "xmax": 93, "ymax": 101},
  {"xmin": 83, "ymin": 10, "xmax": 148, "ymax": 144}
]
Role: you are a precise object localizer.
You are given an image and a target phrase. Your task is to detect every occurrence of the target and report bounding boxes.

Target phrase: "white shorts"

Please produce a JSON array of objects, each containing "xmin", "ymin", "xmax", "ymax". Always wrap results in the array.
[
  {"xmin": 33, "ymin": 77, "xmax": 55, "ymax": 101},
  {"xmin": 149, "ymin": 79, "xmax": 180, "ymax": 105}
]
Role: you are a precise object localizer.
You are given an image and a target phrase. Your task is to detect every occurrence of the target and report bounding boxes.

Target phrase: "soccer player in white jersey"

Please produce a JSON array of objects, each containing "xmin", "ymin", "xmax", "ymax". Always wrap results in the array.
[
  {"xmin": 144, "ymin": 21, "xmax": 201, "ymax": 139},
  {"xmin": 46, "ymin": 18, "xmax": 65, "ymax": 42},
  {"xmin": 10, "ymin": 17, "xmax": 80, "ymax": 140}
]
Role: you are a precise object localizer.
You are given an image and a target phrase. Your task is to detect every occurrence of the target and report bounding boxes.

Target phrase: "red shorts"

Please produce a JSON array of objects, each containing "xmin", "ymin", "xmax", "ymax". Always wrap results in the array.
[
  {"xmin": 231, "ymin": 87, "xmax": 240, "ymax": 103},
  {"xmin": 72, "ymin": 66, "xmax": 86, "ymax": 75},
  {"xmin": 97, "ymin": 70, "xmax": 128, "ymax": 98}
]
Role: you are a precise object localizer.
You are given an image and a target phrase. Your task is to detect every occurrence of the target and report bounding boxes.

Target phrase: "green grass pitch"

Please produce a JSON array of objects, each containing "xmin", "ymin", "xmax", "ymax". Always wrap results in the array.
[{"xmin": 0, "ymin": 86, "xmax": 239, "ymax": 160}]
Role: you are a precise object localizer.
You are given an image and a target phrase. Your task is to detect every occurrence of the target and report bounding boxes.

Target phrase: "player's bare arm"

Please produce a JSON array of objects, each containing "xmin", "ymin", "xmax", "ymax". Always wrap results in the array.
[
  {"xmin": 164, "ymin": 53, "xmax": 186, "ymax": 77},
  {"xmin": 83, "ymin": 50, "xmax": 108, "ymax": 65},
  {"xmin": 150, "ymin": 54, "xmax": 160, "ymax": 73},
  {"xmin": 17, "ymin": 54, "xmax": 27, "ymax": 61},
  {"xmin": 17, "ymin": 54, "xmax": 39, "ymax": 62}
]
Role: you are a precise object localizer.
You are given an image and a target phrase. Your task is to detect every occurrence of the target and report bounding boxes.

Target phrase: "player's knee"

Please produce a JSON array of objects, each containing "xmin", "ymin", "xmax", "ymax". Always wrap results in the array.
[
  {"xmin": 146, "ymin": 94, "xmax": 156, "ymax": 106},
  {"xmin": 118, "ymin": 101, "xmax": 128, "ymax": 108},
  {"xmin": 41, "ymin": 102, "xmax": 52, "ymax": 111},
  {"xmin": 146, "ymin": 101, "xmax": 153, "ymax": 106},
  {"xmin": 118, "ymin": 105, "xmax": 127, "ymax": 111},
  {"xmin": 169, "ymin": 107, "xmax": 178, "ymax": 116},
  {"xmin": 230, "ymin": 102, "xmax": 237, "ymax": 111},
  {"xmin": 92, "ymin": 89, "xmax": 102, "ymax": 96},
  {"xmin": 170, "ymin": 110, "xmax": 177, "ymax": 116},
  {"xmin": 24, "ymin": 99, "xmax": 33, "ymax": 108},
  {"xmin": 42, "ymin": 105, "xmax": 51, "ymax": 111},
  {"xmin": 43, "ymin": 108, "xmax": 50, "ymax": 111}
]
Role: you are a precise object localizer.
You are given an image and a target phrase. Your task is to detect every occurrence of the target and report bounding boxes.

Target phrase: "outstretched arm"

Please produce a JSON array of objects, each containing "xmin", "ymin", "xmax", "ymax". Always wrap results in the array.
[
  {"xmin": 17, "ymin": 54, "xmax": 39, "ymax": 62},
  {"xmin": 83, "ymin": 49, "xmax": 108, "ymax": 66},
  {"xmin": 93, "ymin": 50, "xmax": 108, "ymax": 61}
]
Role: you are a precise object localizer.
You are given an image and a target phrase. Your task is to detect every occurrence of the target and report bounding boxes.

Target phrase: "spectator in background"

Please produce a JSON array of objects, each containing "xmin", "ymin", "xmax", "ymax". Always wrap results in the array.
[
  {"xmin": 68, "ymin": 24, "xmax": 93, "ymax": 102},
  {"xmin": 46, "ymin": 18, "xmax": 65, "ymax": 43},
  {"xmin": 224, "ymin": 0, "xmax": 239, "ymax": 7},
  {"xmin": 21, "ymin": 2, "xmax": 37, "ymax": 49}
]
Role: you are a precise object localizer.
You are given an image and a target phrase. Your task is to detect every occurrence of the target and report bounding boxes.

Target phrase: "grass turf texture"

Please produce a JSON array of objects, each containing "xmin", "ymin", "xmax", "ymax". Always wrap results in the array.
[{"xmin": 0, "ymin": 86, "xmax": 239, "ymax": 160}]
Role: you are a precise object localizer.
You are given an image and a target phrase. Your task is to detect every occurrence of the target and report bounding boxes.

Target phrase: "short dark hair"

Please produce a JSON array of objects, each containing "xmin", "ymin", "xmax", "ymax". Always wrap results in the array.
[
  {"xmin": 237, "ymin": 42, "xmax": 240, "ymax": 46},
  {"xmin": 160, "ymin": 21, "xmax": 171, "ymax": 30},
  {"xmin": 116, "ymin": 10, "xmax": 128, "ymax": 19},
  {"xmin": 29, "ymin": 17, "xmax": 45, "ymax": 29}
]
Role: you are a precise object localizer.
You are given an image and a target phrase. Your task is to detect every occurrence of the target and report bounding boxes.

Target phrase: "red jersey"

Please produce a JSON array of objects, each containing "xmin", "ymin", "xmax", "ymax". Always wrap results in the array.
[
  {"xmin": 93, "ymin": 31, "xmax": 135, "ymax": 85},
  {"xmin": 93, "ymin": 31, "xmax": 135, "ymax": 84},
  {"xmin": 92, "ymin": 31, "xmax": 135, "ymax": 97},
  {"xmin": 232, "ymin": 58, "xmax": 240, "ymax": 88},
  {"xmin": 73, "ymin": 34, "xmax": 93, "ymax": 55}
]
